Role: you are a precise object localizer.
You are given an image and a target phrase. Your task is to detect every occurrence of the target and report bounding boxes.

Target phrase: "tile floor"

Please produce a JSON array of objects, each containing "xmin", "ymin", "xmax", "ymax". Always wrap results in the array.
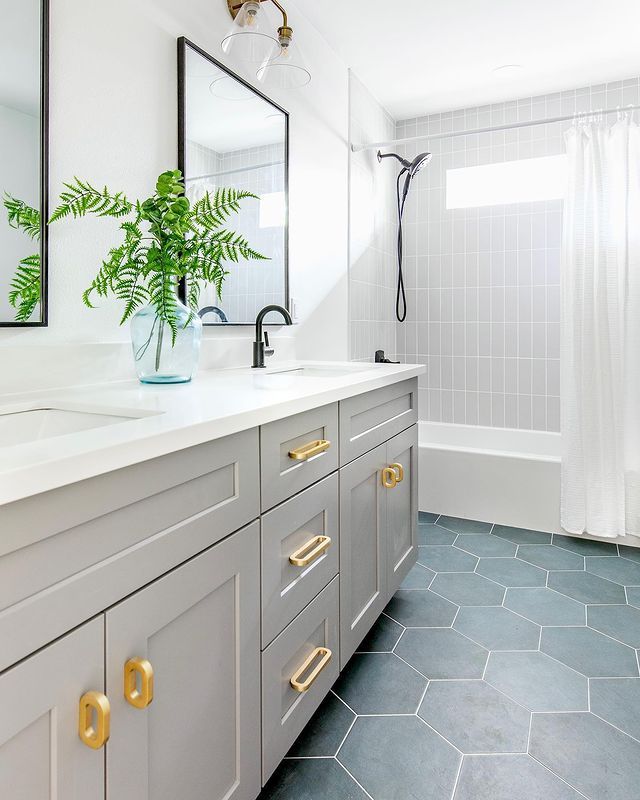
[{"xmin": 259, "ymin": 513, "xmax": 640, "ymax": 800}]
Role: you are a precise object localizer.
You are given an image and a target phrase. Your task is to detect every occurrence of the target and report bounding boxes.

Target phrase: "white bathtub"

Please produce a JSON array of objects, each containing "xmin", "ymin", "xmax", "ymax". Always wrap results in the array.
[{"xmin": 419, "ymin": 421, "xmax": 562, "ymax": 534}]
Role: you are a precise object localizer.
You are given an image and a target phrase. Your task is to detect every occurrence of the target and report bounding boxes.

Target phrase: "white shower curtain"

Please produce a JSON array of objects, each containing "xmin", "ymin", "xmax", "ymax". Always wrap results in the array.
[{"xmin": 562, "ymin": 116, "xmax": 640, "ymax": 539}]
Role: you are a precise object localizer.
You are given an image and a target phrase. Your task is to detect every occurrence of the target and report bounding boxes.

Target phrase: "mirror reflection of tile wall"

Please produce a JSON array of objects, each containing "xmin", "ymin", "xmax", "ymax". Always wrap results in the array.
[
  {"xmin": 0, "ymin": 0, "xmax": 45, "ymax": 325},
  {"xmin": 182, "ymin": 43, "xmax": 288, "ymax": 325},
  {"xmin": 186, "ymin": 140, "xmax": 285, "ymax": 323}
]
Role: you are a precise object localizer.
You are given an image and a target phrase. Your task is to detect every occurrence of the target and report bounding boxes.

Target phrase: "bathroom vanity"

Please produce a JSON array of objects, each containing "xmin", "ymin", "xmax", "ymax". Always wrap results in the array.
[{"xmin": 0, "ymin": 362, "xmax": 420, "ymax": 799}]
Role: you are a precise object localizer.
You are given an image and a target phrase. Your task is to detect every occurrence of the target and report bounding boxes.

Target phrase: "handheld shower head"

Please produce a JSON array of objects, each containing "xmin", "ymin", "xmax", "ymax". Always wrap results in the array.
[
  {"xmin": 376, "ymin": 148, "xmax": 433, "ymax": 324},
  {"xmin": 409, "ymin": 151, "xmax": 432, "ymax": 176},
  {"xmin": 377, "ymin": 149, "xmax": 432, "ymax": 177}
]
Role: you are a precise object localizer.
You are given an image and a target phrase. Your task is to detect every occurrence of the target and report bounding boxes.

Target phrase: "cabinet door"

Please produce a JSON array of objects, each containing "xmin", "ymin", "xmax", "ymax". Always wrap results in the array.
[
  {"xmin": 339, "ymin": 442, "xmax": 388, "ymax": 667},
  {"xmin": 106, "ymin": 522, "xmax": 261, "ymax": 800},
  {"xmin": 386, "ymin": 425, "xmax": 418, "ymax": 597},
  {"xmin": 0, "ymin": 618, "xmax": 105, "ymax": 800}
]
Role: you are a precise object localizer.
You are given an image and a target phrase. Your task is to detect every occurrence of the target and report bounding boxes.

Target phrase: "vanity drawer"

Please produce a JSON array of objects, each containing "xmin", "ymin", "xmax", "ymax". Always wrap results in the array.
[
  {"xmin": 260, "ymin": 403, "xmax": 339, "ymax": 510},
  {"xmin": 261, "ymin": 576, "xmax": 339, "ymax": 783},
  {"xmin": 261, "ymin": 473, "xmax": 338, "ymax": 648},
  {"xmin": 339, "ymin": 378, "xmax": 418, "ymax": 464},
  {"xmin": 0, "ymin": 428, "xmax": 260, "ymax": 672}
]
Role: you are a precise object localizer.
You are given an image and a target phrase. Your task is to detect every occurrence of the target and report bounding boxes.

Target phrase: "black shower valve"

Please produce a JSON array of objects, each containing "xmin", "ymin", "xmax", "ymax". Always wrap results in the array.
[{"xmin": 375, "ymin": 350, "xmax": 400, "ymax": 364}]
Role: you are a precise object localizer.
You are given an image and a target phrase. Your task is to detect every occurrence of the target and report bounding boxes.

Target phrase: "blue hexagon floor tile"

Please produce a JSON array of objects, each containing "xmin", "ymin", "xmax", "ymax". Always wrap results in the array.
[
  {"xmin": 430, "ymin": 572, "xmax": 505, "ymax": 606},
  {"xmin": 590, "ymin": 677, "xmax": 640, "ymax": 740},
  {"xmin": 454, "ymin": 754, "xmax": 584, "ymax": 800},
  {"xmin": 476, "ymin": 557, "xmax": 547, "ymax": 587},
  {"xmin": 418, "ymin": 680, "xmax": 530, "ymax": 754},
  {"xmin": 485, "ymin": 651, "xmax": 588, "ymax": 711},
  {"xmin": 540, "ymin": 625, "xmax": 639, "ymax": 677},
  {"xmin": 454, "ymin": 606, "xmax": 541, "ymax": 651},
  {"xmin": 548, "ymin": 570, "xmax": 627, "ymax": 604},
  {"xmin": 530, "ymin": 712, "xmax": 640, "ymax": 800},
  {"xmin": 264, "ymin": 520, "xmax": 640, "ymax": 800},
  {"xmin": 396, "ymin": 628, "xmax": 489, "ymax": 679},
  {"xmin": 338, "ymin": 716, "xmax": 461, "ymax": 800}
]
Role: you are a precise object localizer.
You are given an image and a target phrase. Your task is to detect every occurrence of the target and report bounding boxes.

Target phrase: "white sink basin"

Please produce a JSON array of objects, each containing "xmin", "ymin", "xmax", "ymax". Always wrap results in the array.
[
  {"xmin": 0, "ymin": 404, "xmax": 157, "ymax": 448},
  {"xmin": 267, "ymin": 365, "xmax": 370, "ymax": 378}
]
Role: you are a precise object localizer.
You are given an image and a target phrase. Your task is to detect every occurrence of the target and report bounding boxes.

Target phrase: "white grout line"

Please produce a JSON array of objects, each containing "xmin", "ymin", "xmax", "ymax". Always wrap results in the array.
[
  {"xmin": 527, "ymin": 748, "xmax": 592, "ymax": 800},
  {"xmin": 448, "ymin": 756, "xmax": 464, "ymax": 800},
  {"xmin": 334, "ymin": 715, "xmax": 358, "ymax": 757},
  {"xmin": 330, "ymin": 689, "xmax": 358, "ymax": 716},
  {"xmin": 335, "ymin": 759, "xmax": 376, "ymax": 800}
]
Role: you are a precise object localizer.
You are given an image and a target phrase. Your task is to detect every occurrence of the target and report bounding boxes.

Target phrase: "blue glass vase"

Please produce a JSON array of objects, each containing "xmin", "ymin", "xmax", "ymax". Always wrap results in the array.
[{"xmin": 130, "ymin": 300, "xmax": 202, "ymax": 384}]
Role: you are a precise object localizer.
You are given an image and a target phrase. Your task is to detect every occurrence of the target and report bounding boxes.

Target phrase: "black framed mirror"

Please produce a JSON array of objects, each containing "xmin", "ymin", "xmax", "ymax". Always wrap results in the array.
[
  {"xmin": 0, "ymin": 0, "xmax": 49, "ymax": 327},
  {"xmin": 178, "ymin": 37, "xmax": 289, "ymax": 326}
]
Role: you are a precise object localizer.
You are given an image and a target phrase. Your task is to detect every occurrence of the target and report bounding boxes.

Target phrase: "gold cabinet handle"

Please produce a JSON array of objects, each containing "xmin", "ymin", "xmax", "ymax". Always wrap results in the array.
[
  {"xmin": 288, "ymin": 439, "xmax": 331, "ymax": 461},
  {"xmin": 78, "ymin": 691, "xmax": 110, "ymax": 750},
  {"xmin": 381, "ymin": 466, "xmax": 398, "ymax": 489},
  {"xmin": 124, "ymin": 657, "xmax": 154, "ymax": 709},
  {"xmin": 289, "ymin": 535, "xmax": 332, "ymax": 567},
  {"xmin": 290, "ymin": 647, "xmax": 332, "ymax": 693},
  {"xmin": 391, "ymin": 462, "xmax": 404, "ymax": 483}
]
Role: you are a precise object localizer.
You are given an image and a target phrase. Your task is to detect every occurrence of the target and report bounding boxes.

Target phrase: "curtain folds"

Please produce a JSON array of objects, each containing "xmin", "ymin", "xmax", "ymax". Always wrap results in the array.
[{"xmin": 562, "ymin": 116, "xmax": 640, "ymax": 539}]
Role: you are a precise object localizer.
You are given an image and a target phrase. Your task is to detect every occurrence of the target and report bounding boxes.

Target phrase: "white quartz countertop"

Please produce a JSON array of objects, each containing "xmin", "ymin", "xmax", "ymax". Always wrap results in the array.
[{"xmin": 0, "ymin": 361, "xmax": 424, "ymax": 506}]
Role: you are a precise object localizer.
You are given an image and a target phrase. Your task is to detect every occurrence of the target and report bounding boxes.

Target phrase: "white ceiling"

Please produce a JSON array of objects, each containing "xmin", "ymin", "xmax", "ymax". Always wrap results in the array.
[{"xmin": 294, "ymin": 0, "xmax": 640, "ymax": 119}]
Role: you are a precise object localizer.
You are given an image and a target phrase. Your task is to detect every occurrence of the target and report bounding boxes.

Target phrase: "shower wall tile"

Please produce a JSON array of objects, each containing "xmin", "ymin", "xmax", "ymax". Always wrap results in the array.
[
  {"xmin": 348, "ymin": 72, "xmax": 397, "ymax": 361},
  {"xmin": 395, "ymin": 75, "xmax": 640, "ymax": 432}
]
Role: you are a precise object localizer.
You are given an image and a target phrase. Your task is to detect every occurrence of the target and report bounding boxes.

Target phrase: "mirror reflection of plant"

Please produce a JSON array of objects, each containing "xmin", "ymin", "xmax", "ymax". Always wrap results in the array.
[
  {"xmin": 49, "ymin": 170, "xmax": 268, "ymax": 344},
  {"xmin": 3, "ymin": 194, "xmax": 41, "ymax": 322}
]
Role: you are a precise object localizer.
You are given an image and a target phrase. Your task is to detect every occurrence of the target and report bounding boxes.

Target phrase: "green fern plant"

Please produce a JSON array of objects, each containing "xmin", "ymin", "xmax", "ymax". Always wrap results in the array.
[
  {"xmin": 3, "ymin": 194, "xmax": 42, "ymax": 322},
  {"xmin": 50, "ymin": 170, "xmax": 267, "ymax": 342}
]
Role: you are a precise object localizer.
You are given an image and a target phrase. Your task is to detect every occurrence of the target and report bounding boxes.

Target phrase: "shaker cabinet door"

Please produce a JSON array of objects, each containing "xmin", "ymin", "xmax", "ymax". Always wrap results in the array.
[
  {"xmin": 0, "ymin": 618, "xmax": 105, "ymax": 800},
  {"xmin": 386, "ymin": 425, "xmax": 418, "ymax": 597},
  {"xmin": 106, "ymin": 522, "xmax": 261, "ymax": 800},
  {"xmin": 339, "ymin": 442, "xmax": 388, "ymax": 667}
]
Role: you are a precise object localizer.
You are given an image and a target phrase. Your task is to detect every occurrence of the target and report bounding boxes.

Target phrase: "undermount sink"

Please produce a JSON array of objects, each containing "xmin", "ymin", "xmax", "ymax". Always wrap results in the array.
[
  {"xmin": 266, "ymin": 365, "xmax": 370, "ymax": 378},
  {"xmin": 0, "ymin": 404, "xmax": 157, "ymax": 448}
]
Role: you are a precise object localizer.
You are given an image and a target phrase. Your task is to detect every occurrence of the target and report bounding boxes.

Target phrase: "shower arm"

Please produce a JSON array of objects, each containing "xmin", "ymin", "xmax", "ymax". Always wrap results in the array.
[{"xmin": 227, "ymin": 0, "xmax": 292, "ymax": 40}]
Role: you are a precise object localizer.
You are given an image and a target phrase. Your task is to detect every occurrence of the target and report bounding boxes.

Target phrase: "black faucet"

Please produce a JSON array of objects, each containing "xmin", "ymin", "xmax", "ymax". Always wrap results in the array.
[
  {"xmin": 198, "ymin": 305, "xmax": 229, "ymax": 323},
  {"xmin": 252, "ymin": 304, "xmax": 293, "ymax": 368}
]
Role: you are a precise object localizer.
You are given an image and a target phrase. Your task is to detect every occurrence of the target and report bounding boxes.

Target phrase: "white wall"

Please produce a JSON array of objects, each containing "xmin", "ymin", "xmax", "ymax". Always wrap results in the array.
[
  {"xmin": 0, "ymin": 103, "xmax": 39, "ymax": 321},
  {"xmin": 0, "ymin": 0, "xmax": 349, "ymax": 386}
]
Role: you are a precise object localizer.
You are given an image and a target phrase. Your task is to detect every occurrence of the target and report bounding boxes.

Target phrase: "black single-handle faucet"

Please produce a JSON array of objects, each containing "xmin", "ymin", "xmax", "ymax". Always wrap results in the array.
[{"xmin": 252, "ymin": 304, "xmax": 293, "ymax": 368}]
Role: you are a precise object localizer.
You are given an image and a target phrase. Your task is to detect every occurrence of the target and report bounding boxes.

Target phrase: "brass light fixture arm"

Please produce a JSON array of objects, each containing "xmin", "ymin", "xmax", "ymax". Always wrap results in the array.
[{"xmin": 227, "ymin": 0, "xmax": 289, "ymax": 30}]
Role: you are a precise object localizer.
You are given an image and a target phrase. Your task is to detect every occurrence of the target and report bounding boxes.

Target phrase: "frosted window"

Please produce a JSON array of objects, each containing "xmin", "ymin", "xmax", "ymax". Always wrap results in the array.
[
  {"xmin": 446, "ymin": 155, "xmax": 567, "ymax": 209},
  {"xmin": 260, "ymin": 191, "xmax": 286, "ymax": 228}
]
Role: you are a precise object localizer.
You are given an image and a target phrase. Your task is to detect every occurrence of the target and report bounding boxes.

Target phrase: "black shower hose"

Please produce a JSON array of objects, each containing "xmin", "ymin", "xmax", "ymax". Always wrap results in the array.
[{"xmin": 396, "ymin": 169, "xmax": 412, "ymax": 323}]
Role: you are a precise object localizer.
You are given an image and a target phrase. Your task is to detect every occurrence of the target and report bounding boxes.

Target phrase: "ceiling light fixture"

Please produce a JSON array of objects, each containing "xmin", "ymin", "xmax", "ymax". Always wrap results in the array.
[{"xmin": 224, "ymin": 0, "xmax": 311, "ymax": 88}]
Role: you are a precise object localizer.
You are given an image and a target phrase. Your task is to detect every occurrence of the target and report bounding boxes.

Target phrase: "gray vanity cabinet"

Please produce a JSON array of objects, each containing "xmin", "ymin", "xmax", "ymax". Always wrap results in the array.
[
  {"xmin": 339, "ymin": 442, "xmax": 389, "ymax": 667},
  {"xmin": 105, "ymin": 522, "xmax": 261, "ymax": 800},
  {"xmin": 386, "ymin": 425, "xmax": 419, "ymax": 595},
  {"xmin": 339, "ymin": 425, "xmax": 419, "ymax": 666},
  {"xmin": 0, "ymin": 375, "xmax": 421, "ymax": 800},
  {"xmin": 0, "ymin": 618, "xmax": 105, "ymax": 800}
]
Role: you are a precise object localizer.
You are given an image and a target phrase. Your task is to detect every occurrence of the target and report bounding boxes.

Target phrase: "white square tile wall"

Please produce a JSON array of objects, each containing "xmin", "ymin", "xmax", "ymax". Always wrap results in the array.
[
  {"xmin": 186, "ymin": 140, "xmax": 286, "ymax": 323},
  {"xmin": 392, "ymin": 76, "xmax": 640, "ymax": 432},
  {"xmin": 349, "ymin": 72, "xmax": 398, "ymax": 361}
]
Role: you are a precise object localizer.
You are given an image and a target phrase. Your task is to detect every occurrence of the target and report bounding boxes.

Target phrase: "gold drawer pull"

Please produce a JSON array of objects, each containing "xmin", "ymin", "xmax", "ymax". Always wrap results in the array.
[
  {"xmin": 124, "ymin": 657, "xmax": 154, "ymax": 709},
  {"xmin": 381, "ymin": 466, "xmax": 397, "ymax": 489},
  {"xmin": 289, "ymin": 535, "xmax": 332, "ymax": 567},
  {"xmin": 78, "ymin": 691, "xmax": 110, "ymax": 750},
  {"xmin": 391, "ymin": 462, "xmax": 404, "ymax": 483},
  {"xmin": 288, "ymin": 439, "xmax": 331, "ymax": 461},
  {"xmin": 290, "ymin": 647, "xmax": 332, "ymax": 693}
]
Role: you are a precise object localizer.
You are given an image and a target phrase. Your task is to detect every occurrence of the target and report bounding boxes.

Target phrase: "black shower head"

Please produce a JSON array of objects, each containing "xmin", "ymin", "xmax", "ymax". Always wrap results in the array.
[
  {"xmin": 409, "ymin": 151, "xmax": 432, "ymax": 176},
  {"xmin": 377, "ymin": 149, "xmax": 432, "ymax": 177}
]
